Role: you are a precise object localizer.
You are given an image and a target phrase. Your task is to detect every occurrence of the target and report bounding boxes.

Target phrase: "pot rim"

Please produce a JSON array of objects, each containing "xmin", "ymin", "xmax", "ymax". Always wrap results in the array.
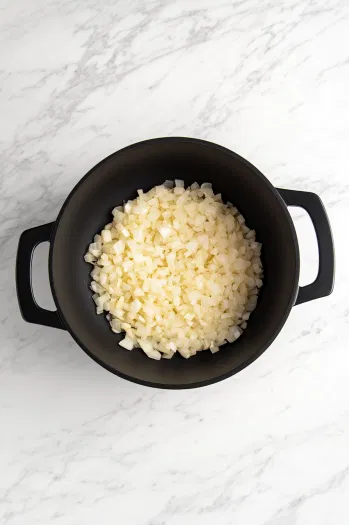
[{"xmin": 48, "ymin": 137, "xmax": 300, "ymax": 389}]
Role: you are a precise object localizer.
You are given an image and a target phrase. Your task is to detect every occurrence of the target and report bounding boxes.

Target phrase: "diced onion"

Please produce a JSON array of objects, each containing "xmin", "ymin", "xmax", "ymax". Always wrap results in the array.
[
  {"xmin": 119, "ymin": 336, "xmax": 134, "ymax": 350},
  {"xmin": 85, "ymin": 181, "xmax": 263, "ymax": 359}
]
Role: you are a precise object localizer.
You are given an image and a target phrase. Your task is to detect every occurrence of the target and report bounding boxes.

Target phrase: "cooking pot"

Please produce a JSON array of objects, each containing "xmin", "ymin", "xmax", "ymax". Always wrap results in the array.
[{"xmin": 16, "ymin": 138, "xmax": 335, "ymax": 388}]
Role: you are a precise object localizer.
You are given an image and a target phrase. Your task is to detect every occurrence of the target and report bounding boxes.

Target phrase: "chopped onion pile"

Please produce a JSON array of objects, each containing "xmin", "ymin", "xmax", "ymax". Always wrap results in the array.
[{"xmin": 84, "ymin": 181, "xmax": 263, "ymax": 360}]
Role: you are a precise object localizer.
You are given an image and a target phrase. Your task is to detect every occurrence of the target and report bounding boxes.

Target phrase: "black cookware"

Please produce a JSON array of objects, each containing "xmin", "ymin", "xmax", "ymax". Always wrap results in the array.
[{"xmin": 16, "ymin": 138, "xmax": 334, "ymax": 388}]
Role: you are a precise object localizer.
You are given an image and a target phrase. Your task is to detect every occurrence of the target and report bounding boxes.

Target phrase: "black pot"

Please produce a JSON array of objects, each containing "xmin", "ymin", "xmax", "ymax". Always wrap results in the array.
[{"xmin": 16, "ymin": 138, "xmax": 335, "ymax": 389}]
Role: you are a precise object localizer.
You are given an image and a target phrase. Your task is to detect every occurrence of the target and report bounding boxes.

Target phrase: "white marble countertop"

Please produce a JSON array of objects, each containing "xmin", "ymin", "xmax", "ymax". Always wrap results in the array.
[{"xmin": 1, "ymin": 1, "xmax": 349, "ymax": 524}]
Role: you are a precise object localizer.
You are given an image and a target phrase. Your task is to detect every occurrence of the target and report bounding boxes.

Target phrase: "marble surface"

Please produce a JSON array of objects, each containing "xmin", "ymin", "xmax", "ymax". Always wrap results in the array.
[{"xmin": 1, "ymin": 0, "xmax": 349, "ymax": 523}]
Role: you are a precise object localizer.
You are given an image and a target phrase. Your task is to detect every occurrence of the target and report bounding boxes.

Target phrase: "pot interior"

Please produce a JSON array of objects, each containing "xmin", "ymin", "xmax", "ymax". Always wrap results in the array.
[{"xmin": 51, "ymin": 138, "xmax": 299, "ymax": 388}]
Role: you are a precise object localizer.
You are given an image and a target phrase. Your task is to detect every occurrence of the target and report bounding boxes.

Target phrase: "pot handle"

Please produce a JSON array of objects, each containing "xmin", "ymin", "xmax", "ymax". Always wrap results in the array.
[
  {"xmin": 16, "ymin": 222, "xmax": 65, "ymax": 329},
  {"xmin": 277, "ymin": 188, "xmax": 335, "ymax": 305}
]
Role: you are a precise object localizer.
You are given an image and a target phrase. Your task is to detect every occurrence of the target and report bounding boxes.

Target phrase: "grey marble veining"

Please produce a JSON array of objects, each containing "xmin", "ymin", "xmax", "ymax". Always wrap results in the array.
[{"xmin": 1, "ymin": 1, "xmax": 349, "ymax": 524}]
